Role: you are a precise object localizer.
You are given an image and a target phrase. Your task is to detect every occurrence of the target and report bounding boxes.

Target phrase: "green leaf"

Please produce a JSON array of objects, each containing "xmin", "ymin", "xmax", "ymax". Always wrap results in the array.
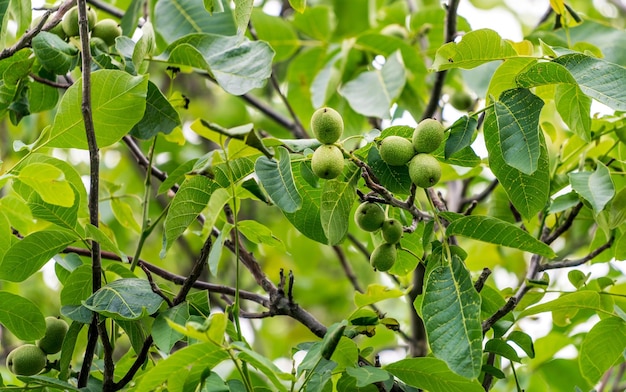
[
  {"xmin": 354, "ymin": 284, "xmax": 404, "ymax": 308},
  {"xmin": 579, "ymin": 317, "xmax": 626, "ymax": 384},
  {"xmin": 136, "ymin": 342, "xmax": 228, "ymax": 392},
  {"xmin": 554, "ymin": 53, "xmax": 626, "ymax": 111},
  {"xmin": 83, "ymin": 278, "xmax": 164, "ymax": 320},
  {"xmin": 237, "ymin": 220, "xmax": 284, "ymax": 249},
  {"xmin": 154, "ymin": 0, "xmax": 235, "ymax": 43},
  {"xmin": 28, "ymin": 77, "xmax": 59, "ymax": 113},
  {"xmin": 516, "ymin": 61, "xmax": 592, "ymax": 141},
  {"xmin": 569, "ymin": 161, "xmax": 615, "ymax": 215},
  {"xmin": 445, "ymin": 116, "xmax": 477, "ymax": 159},
  {"xmin": 432, "ymin": 29, "xmax": 518, "ymax": 71},
  {"xmin": 13, "ymin": 376, "xmax": 80, "ymax": 391},
  {"xmin": 130, "ymin": 81, "xmax": 181, "ymax": 139},
  {"xmin": 283, "ymin": 161, "xmax": 327, "ymax": 244},
  {"xmin": 58, "ymin": 321, "xmax": 83, "ymax": 380},
  {"xmin": 160, "ymin": 34, "xmax": 274, "ymax": 95},
  {"xmin": 494, "ymin": 88, "xmax": 544, "ymax": 175},
  {"xmin": 484, "ymin": 338, "xmax": 521, "ymax": 362},
  {"xmin": 320, "ymin": 174, "xmax": 357, "ymax": 245},
  {"xmin": 385, "ymin": 357, "xmax": 484, "ymax": 391},
  {"xmin": 31, "ymin": 32, "xmax": 78, "ymax": 74},
  {"xmin": 0, "ymin": 230, "xmax": 78, "ymax": 282},
  {"xmin": 507, "ymin": 330, "xmax": 535, "ymax": 358},
  {"xmin": 208, "ymin": 223, "xmax": 231, "ymax": 276},
  {"xmin": 17, "ymin": 162, "xmax": 75, "ymax": 207},
  {"xmin": 367, "ymin": 145, "xmax": 412, "ymax": 195},
  {"xmin": 25, "ymin": 184, "xmax": 80, "ymax": 230},
  {"xmin": 60, "ymin": 265, "xmax": 93, "ymax": 307},
  {"xmin": 484, "ymin": 106, "xmax": 550, "ymax": 219},
  {"xmin": 42, "ymin": 70, "xmax": 148, "ymax": 149},
  {"xmin": 289, "ymin": 0, "xmax": 305, "ymax": 12},
  {"xmin": 292, "ymin": 5, "xmax": 333, "ymax": 41},
  {"xmin": 421, "ymin": 255, "xmax": 482, "ymax": 379},
  {"xmin": 234, "ymin": 0, "xmax": 253, "ymax": 34},
  {"xmin": 518, "ymin": 291, "xmax": 608, "ymax": 318},
  {"xmin": 345, "ymin": 366, "xmax": 390, "ymax": 387},
  {"xmin": 0, "ymin": 291, "xmax": 45, "ymax": 340},
  {"xmin": 339, "ymin": 50, "xmax": 406, "ymax": 118},
  {"xmin": 250, "ymin": 9, "xmax": 299, "ymax": 62},
  {"xmin": 163, "ymin": 175, "xmax": 218, "ymax": 253},
  {"xmin": 255, "ymin": 146, "xmax": 302, "ymax": 213},
  {"xmin": 556, "ymin": 83, "xmax": 592, "ymax": 141},
  {"xmin": 233, "ymin": 342, "xmax": 293, "ymax": 391},
  {"xmin": 446, "ymin": 215, "xmax": 556, "ymax": 258}
]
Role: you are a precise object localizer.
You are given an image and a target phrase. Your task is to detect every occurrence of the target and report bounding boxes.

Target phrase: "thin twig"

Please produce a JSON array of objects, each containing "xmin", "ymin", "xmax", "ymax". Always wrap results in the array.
[
  {"xmin": 540, "ymin": 236, "xmax": 615, "ymax": 271},
  {"xmin": 474, "ymin": 268, "xmax": 492, "ymax": 293},
  {"xmin": 29, "ymin": 73, "xmax": 72, "ymax": 89},
  {"xmin": 140, "ymin": 263, "xmax": 174, "ymax": 307},
  {"xmin": 172, "ymin": 235, "xmax": 212, "ymax": 305},
  {"xmin": 421, "ymin": 0, "xmax": 461, "ymax": 119},
  {"xmin": 543, "ymin": 202, "xmax": 584, "ymax": 244},
  {"xmin": 333, "ymin": 245, "xmax": 364, "ymax": 293}
]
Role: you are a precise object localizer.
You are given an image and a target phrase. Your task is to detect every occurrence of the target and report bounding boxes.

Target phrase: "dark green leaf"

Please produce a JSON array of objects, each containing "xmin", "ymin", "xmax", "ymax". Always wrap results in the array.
[
  {"xmin": 494, "ymin": 88, "xmax": 543, "ymax": 174},
  {"xmin": 445, "ymin": 116, "xmax": 477, "ymax": 159},
  {"xmin": 421, "ymin": 255, "xmax": 482, "ymax": 379},
  {"xmin": 507, "ymin": 330, "xmax": 535, "ymax": 358},
  {"xmin": 31, "ymin": 32, "xmax": 78, "ymax": 74},
  {"xmin": 484, "ymin": 338, "xmax": 521, "ymax": 362},
  {"xmin": 345, "ymin": 366, "xmax": 390, "ymax": 387},
  {"xmin": 385, "ymin": 357, "xmax": 484, "ymax": 391},
  {"xmin": 446, "ymin": 215, "xmax": 556, "ymax": 257},
  {"xmin": 320, "ymin": 174, "xmax": 357, "ymax": 245},
  {"xmin": 484, "ymin": 106, "xmax": 550, "ymax": 219},
  {"xmin": 554, "ymin": 53, "xmax": 626, "ymax": 111},
  {"xmin": 130, "ymin": 81, "xmax": 181, "ymax": 139},
  {"xmin": 83, "ymin": 278, "xmax": 164, "ymax": 320},
  {"xmin": 283, "ymin": 161, "xmax": 327, "ymax": 243}
]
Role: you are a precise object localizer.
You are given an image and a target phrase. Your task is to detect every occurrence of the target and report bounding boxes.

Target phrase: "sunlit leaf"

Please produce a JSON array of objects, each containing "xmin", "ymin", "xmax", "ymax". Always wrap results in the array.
[
  {"xmin": 83, "ymin": 278, "xmax": 164, "ymax": 320},
  {"xmin": 579, "ymin": 317, "xmax": 626, "ymax": 384},
  {"xmin": 0, "ymin": 291, "xmax": 45, "ymax": 340},
  {"xmin": 569, "ymin": 161, "xmax": 615, "ymax": 215},
  {"xmin": 385, "ymin": 357, "xmax": 484, "ymax": 391},
  {"xmin": 255, "ymin": 146, "xmax": 302, "ymax": 213}
]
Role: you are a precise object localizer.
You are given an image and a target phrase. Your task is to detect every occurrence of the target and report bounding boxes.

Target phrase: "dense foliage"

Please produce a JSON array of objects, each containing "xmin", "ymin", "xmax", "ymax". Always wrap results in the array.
[{"xmin": 1, "ymin": 0, "xmax": 626, "ymax": 391}]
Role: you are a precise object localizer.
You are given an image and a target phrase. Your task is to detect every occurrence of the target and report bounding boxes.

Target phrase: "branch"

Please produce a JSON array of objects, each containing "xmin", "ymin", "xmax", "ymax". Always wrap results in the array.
[
  {"xmin": 0, "ymin": 0, "xmax": 75, "ymax": 60},
  {"xmin": 474, "ymin": 268, "xmax": 491, "ymax": 293},
  {"xmin": 86, "ymin": 0, "xmax": 124, "ymax": 18},
  {"xmin": 543, "ymin": 202, "xmax": 584, "ymax": 244},
  {"xmin": 333, "ymin": 245, "xmax": 364, "ymax": 293},
  {"xmin": 29, "ymin": 73, "xmax": 72, "ymax": 89},
  {"xmin": 420, "ymin": 0, "xmax": 461, "ymax": 119},
  {"xmin": 172, "ymin": 234, "xmax": 212, "ymax": 305},
  {"xmin": 540, "ymin": 235, "xmax": 615, "ymax": 271}
]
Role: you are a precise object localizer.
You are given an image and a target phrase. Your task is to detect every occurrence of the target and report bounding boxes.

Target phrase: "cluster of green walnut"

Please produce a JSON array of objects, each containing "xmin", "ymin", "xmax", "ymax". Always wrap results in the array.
[
  {"xmin": 36, "ymin": 6, "xmax": 122, "ymax": 51},
  {"xmin": 308, "ymin": 108, "xmax": 448, "ymax": 272},
  {"xmin": 5, "ymin": 317, "xmax": 69, "ymax": 376}
]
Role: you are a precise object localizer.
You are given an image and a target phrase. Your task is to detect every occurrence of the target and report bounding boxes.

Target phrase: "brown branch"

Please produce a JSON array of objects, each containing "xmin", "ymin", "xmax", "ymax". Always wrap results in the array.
[
  {"xmin": 86, "ymin": 0, "xmax": 124, "ymax": 18},
  {"xmin": 139, "ymin": 264, "xmax": 174, "ymax": 307},
  {"xmin": 474, "ymin": 268, "xmax": 492, "ymax": 293},
  {"xmin": 543, "ymin": 202, "xmax": 584, "ymax": 244},
  {"xmin": 0, "ymin": 0, "xmax": 75, "ymax": 60},
  {"xmin": 461, "ymin": 179, "xmax": 499, "ymax": 208},
  {"xmin": 29, "ymin": 73, "xmax": 71, "ymax": 89},
  {"xmin": 333, "ymin": 245, "xmax": 364, "ymax": 293},
  {"xmin": 540, "ymin": 235, "xmax": 615, "ymax": 271},
  {"xmin": 420, "ymin": 0, "xmax": 461, "ymax": 119},
  {"xmin": 172, "ymin": 234, "xmax": 212, "ymax": 305}
]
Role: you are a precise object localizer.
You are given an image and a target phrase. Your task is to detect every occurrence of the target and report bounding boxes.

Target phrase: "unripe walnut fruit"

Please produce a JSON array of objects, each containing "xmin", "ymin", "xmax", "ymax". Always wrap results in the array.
[
  {"xmin": 311, "ymin": 107, "xmax": 343, "ymax": 144},
  {"xmin": 61, "ymin": 6, "xmax": 97, "ymax": 37},
  {"xmin": 6, "ymin": 344, "xmax": 47, "ymax": 376},
  {"xmin": 449, "ymin": 91, "xmax": 474, "ymax": 111},
  {"xmin": 311, "ymin": 145, "xmax": 344, "ymax": 179},
  {"xmin": 379, "ymin": 136, "xmax": 415, "ymax": 166},
  {"xmin": 412, "ymin": 119, "xmax": 444, "ymax": 153},
  {"xmin": 354, "ymin": 202, "xmax": 385, "ymax": 232},
  {"xmin": 91, "ymin": 19, "xmax": 122, "ymax": 46},
  {"xmin": 370, "ymin": 243, "xmax": 397, "ymax": 271},
  {"xmin": 409, "ymin": 153, "xmax": 442, "ymax": 188},
  {"xmin": 37, "ymin": 316, "xmax": 69, "ymax": 355},
  {"xmin": 381, "ymin": 219, "xmax": 403, "ymax": 244}
]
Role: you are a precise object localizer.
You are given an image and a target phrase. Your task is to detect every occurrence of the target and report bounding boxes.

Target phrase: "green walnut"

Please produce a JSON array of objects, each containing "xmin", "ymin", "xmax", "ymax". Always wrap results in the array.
[
  {"xmin": 449, "ymin": 91, "xmax": 474, "ymax": 111},
  {"xmin": 62, "ymin": 6, "xmax": 97, "ymax": 37},
  {"xmin": 311, "ymin": 107, "xmax": 343, "ymax": 144},
  {"xmin": 381, "ymin": 219, "xmax": 403, "ymax": 244},
  {"xmin": 379, "ymin": 136, "xmax": 415, "ymax": 166},
  {"xmin": 311, "ymin": 145, "xmax": 344, "ymax": 179},
  {"xmin": 354, "ymin": 202, "xmax": 385, "ymax": 232},
  {"xmin": 91, "ymin": 19, "xmax": 122, "ymax": 46},
  {"xmin": 412, "ymin": 118, "xmax": 444, "ymax": 154},
  {"xmin": 37, "ymin": 316, "xmax": 69, "ymax": 355},
  {"xmin": 370, "ymin": 243, "xmax": 397, "ymax": 272},
  {"xmin": 6, "ymin": 344, "xmax": 47, "ymax": 376},
  {"xmin": 409, "ymin": 153, "xmax": 442, "ymax": 188}
]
